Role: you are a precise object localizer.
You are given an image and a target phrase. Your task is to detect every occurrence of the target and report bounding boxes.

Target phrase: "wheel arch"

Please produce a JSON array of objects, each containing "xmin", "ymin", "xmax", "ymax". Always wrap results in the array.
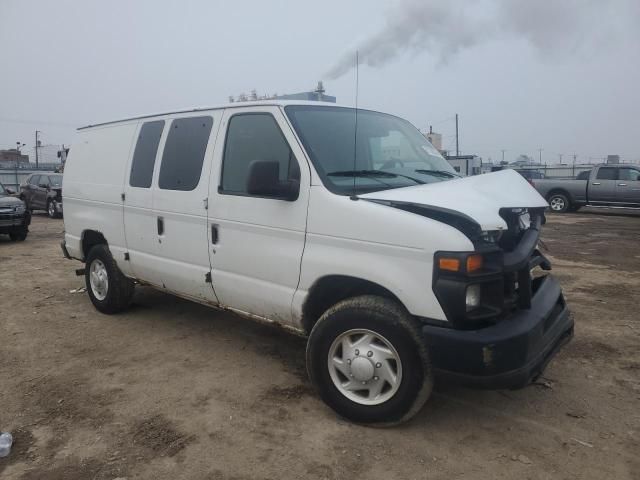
[
  {"xmin": 81, "ymin": 229, "xmax": 108, "ymax": 261},
  {"xmin": 546, "ymin": 188, "xmax": 573, "ymax": 203},
  {"xmin": 301, "ymin": 275, "xmax": 405, "ymax": 335}
]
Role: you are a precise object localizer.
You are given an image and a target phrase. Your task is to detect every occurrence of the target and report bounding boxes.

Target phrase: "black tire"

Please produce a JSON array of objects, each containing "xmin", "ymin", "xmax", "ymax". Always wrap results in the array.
[
  {"xmin": 47, "ymin": 199, "xmax": 58, "ymax": 218},
  {"xmin": 9, "ymin": 229, "xmax": 28, "ymax": 241},
  {"xmin": 306, "ymin": 295, "xmax": 432, "ymax": 425},
  {"xmin": 548, "ymin": 192, "xmax": 570, "ymax": 213},
  {"xmin": 85, "ymin": 244, "xmax": 134, "ymax": 314}
]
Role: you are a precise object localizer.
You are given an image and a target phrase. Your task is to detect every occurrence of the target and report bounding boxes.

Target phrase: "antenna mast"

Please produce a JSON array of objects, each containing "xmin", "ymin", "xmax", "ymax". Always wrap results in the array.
[{"xmin": 352, "ymin": 51, "xmax": 359, "ymax": 199}]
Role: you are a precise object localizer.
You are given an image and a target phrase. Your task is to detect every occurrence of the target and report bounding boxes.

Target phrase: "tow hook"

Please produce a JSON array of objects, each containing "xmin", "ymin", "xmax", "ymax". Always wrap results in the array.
[{"xmin": 75, "ymin": 268, "xmax": 86, "ymax": 276}]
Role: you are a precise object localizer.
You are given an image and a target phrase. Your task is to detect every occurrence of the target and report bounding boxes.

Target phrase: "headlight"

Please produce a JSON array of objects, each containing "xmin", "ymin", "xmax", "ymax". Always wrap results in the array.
[
  {"xmin": 481, "ymin": 230, "xmax": 503, "ymax": 244},
  {"xmin": 465, "ymin": 284, "xmax": 481, "ymax": 311},
  {"xmin": 14, "ymin": 204, "xmax": 26, "ymax": 214}
]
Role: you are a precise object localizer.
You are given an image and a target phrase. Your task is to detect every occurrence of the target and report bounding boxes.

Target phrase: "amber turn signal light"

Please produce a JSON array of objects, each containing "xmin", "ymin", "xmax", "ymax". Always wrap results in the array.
[
  {"xmin": 466, "ymin": 254, "xmax": 483, "ymax": 273},
  {"xmin": 438, "ymin": 258, "xmax": 461, "ymax": 272}
]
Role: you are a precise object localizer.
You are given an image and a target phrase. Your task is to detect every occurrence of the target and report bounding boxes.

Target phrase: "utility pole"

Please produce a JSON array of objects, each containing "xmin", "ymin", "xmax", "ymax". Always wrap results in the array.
[
  {"xmin": 572, "ymin": 153, "xmax": 577, "ymax": 177},
  {"xmin": 15, "ymin": 141, "xmax": 25, "ymax": 191},
  {"xmin": 538, "ymin": 148, "xmax": 543, "ymax": 164},
  {"xmin": 35, "ymin": 130, "xmax": 40, "ymax": 168},
  {"xmin": 455, "ymin": 113, "xmax": 459, "ymax": 156},
  {"xmin": 558, "ymin": 153, "xmax": 563, "ymax": 164},
  {"xmin": 501, "ymin": 149, "xmax": 506, "ymax": 164}
]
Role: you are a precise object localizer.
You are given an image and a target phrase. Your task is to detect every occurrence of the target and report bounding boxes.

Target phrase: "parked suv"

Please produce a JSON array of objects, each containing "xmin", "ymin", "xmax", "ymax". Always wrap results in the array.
[
  {"xmin": 20, "ymin": 173, "xmax": 63, "ymax": 218},
  {"xmin": 0, "ymin": 181, "xmax": 30, "ymax": 241},
  {"xmin": 61, "ymin": 101, "xmax": 573, "ymax": 424}
]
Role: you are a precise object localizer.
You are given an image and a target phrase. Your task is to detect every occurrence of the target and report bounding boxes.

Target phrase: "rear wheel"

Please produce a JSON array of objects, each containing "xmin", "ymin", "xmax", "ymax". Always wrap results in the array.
[
  {"xmin": 306, "ymin": 295, "xmax": 432, "ymax": 425},
  {"xmin": 548, "ymin": 193, "xmax": 570, "ymax": 213},
  {"xmin": 85, "ymin": 244, "xmax": 134, "ymax": 314},
  {"xmin": 47, "ymin": 199, "xmax": 58, "ymax": 218}
]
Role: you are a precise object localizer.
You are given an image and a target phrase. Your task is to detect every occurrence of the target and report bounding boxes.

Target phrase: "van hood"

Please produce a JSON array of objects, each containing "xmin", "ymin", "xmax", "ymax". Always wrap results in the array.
[{"xmin": 359, "ymin": 169, "xmax": 548, "ymax": 231}]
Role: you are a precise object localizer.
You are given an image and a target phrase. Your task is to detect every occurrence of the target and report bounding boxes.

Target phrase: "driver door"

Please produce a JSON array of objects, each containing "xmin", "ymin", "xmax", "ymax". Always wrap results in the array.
[{"xmin": 206, "ymin": 106, "xmax": 310, "ymax": 325}]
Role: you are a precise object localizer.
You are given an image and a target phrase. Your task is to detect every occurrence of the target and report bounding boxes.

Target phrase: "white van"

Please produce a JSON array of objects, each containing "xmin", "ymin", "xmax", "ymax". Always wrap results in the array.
[{"xmin": 61, "ymin": 101, "xmax": 573, "ymax": 424}]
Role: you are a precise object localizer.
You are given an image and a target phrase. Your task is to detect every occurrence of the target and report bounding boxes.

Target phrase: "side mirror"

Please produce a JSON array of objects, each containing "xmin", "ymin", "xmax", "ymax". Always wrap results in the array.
[
  {"xmin": 5, "ymin": 188, "xmax": 15, "ymax": 195},
  {"xmin": 246, "ymin": 160, "xmax": 299, "ymax": 201}
]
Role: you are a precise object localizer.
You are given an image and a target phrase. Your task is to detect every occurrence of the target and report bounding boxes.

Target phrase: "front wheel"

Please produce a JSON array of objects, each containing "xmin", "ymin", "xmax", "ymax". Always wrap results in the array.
[
  {"xmin": 306, "ymin": 295, "xmax": 432, "ymax": 425},
  {"xmin": 85, "ymin": 244, "xmax": 135, "ymax": 314},
  {"xmin": 548, "ymin": 193, "xmax": 570, "ymax": 213}
]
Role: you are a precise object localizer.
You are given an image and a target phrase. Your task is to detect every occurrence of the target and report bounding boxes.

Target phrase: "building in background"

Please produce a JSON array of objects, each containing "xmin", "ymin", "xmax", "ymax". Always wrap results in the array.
[
  {"xmin": 230, "ymin": 81, "xmax": 336, "ymax": 103},
  {"xmin": 0, "ymin": 149, "xmax": 29, "ymax": 167},
  {"xmin": 424, "ymin": 126, "xmax": 443, "ymax": 152},
  {"xmin": 607, "ymin": 154, "xmax": 620, "ymax": 164},
  {"xmin": 446, "ymin": 154, "xmax": 482, "ymax": 176}
]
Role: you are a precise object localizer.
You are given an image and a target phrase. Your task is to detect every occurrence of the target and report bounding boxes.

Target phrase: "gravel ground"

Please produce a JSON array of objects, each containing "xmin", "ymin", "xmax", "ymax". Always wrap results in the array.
[{"xmin": 1, "ymin": 209, "xmax": 639, "ymax": 479}]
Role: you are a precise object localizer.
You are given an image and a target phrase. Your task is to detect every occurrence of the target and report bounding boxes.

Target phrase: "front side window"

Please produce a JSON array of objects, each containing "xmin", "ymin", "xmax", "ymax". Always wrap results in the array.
[
  {"xmin": 220, "ymin": 113, "xmax": 299, "ymax": 195},
  {"xmin": 596, "ymin": 167, "xmax": 617, "ymax": 180},
  {"xmin": 29, "ymin": 175, "xmax": 40, "ymax": 186},
  {"xmin": 39, "ymin": 176, "xmax": 50, "ymax": 187},
  {"xmin": 285, "ymin": 105, "xmax": 457, "ymax": 195},
  {"xmin": 49, "ymin": 174, "xmax": 63, "ymax": 187},
  {"xmin": 159, "ymin": 116, "xmax": 213, "ymax": 191},
  {"xmin": 130, "ymin": 120, "xmax": 164, "ymax": 188},
  {"xmin": 618, "ymin": 168, "xmax": 640, "ymax": 182}
]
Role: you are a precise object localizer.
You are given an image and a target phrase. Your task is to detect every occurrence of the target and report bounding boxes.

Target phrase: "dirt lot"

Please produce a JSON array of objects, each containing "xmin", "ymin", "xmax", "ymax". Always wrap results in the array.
[{"xmin": 1, "ymin": 209, "xmax": 639, "ymax": 479}]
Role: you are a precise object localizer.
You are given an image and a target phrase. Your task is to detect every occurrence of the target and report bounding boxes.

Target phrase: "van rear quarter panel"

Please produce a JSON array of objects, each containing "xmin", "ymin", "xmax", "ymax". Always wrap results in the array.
[{"xmin": 63, "ymin": 123, "xmax": 138, "ymax": 271}]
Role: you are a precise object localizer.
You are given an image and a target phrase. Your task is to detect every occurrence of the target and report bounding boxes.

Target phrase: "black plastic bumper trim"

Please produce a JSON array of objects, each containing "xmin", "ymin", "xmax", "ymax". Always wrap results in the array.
[
  {"xmin": 422, "ymin": 274, "xmax": 573, "ymax": 390},
  {"xmin": 502, "ymin": 214, "xmax": 542, "ymax": 272}
]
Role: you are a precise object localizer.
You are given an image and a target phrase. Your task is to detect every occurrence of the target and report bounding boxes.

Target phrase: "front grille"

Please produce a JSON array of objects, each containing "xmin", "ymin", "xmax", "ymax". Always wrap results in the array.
[
  {"xmin": 498, "ymin": 208, "xmax": 532, "ymax": 252},
  {"xmin": 497, "ymin": 208, "xmax": 548, "ymax": 312}
]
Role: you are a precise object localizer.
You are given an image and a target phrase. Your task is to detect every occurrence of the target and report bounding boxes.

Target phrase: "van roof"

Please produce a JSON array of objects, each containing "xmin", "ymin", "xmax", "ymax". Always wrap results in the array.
[{"xmin": 78, "ymin": 100, "xmax": 351, "ymax": 130}]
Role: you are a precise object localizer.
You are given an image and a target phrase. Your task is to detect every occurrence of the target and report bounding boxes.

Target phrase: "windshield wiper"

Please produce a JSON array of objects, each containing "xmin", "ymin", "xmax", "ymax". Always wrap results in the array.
[
  {"xmin": 414, "ymin": 169, "xmax": 458, "ymax": 178},
  {"xmin": 328, "ymin": 170, "xmax": 425, "ymax": 185}
]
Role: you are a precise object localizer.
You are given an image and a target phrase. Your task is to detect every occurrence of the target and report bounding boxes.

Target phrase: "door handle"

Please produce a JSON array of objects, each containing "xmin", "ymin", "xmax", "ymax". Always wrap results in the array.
[
  {"xmin": 157, "ymin": 216, "xmax": 164, "ymax": 236},
  {"xmin": 592, "ymin": 182, "xmax": 601, "ymax": 185},
  {"xmin": 617, "ymin": 183, "xmax": 627, "ymax": 186},
  {"xmin": 211, "ymin": 224, "xmax": 218, "ymax": 244}
]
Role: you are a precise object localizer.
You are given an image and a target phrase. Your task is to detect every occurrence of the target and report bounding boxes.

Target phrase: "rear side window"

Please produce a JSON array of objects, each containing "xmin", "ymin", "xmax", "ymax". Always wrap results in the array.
[
  {"xmin": 596, "ymin": 167, "xmax": 617, "ymax": 180},
  {"xmin": 130, "ymin": 120, "xmax": 164, "ymax": 188},
  {"xmin": 220, "ymin": 113, "xmax": 298, "ymax": 194},
  {"xmin": 159, "ymin": 116, "xmax": 213, "ymax": 191},
  {"xmin": 618, "ymin": 168, "xmax": 640, "ymax": 181}
]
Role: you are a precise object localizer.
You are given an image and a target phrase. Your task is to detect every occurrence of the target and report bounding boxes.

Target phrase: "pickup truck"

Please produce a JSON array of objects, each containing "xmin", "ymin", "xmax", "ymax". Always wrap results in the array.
[{"xmin": 532, "ymin": 164, "xmax": 640, "ymax": 213}]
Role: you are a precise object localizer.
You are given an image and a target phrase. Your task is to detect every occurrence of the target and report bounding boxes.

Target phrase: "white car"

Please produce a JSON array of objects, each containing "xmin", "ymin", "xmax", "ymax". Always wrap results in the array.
[{"xmin": 61, "ymin": 101, "xmax": 573, "ymax": 424}]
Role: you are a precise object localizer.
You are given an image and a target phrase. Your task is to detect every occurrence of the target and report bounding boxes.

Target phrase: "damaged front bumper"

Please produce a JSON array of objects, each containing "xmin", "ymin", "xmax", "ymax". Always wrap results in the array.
[{"xmin": 423, "ymin": 274, "xmax": 573, "ymax": 389}]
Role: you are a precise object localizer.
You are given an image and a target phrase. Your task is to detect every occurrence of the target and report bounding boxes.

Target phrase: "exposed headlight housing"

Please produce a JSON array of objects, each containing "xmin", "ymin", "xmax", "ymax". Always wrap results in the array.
[
  {"xmin": 14, "ymin": 204, "xmax": 26, "ymax": 214},
  {"xmin": 465, "ymin": 284, "xmax": 481, "ymax": 311},
  {"xmin": 481, "ymin": 230, "xmax": 503, "ymax": 244}
]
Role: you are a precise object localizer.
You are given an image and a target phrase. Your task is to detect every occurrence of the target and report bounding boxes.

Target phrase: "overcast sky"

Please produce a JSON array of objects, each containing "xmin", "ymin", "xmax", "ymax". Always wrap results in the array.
[{"xmin": 1, "ymin": 0, "xmax": 639, "ymax": 164}]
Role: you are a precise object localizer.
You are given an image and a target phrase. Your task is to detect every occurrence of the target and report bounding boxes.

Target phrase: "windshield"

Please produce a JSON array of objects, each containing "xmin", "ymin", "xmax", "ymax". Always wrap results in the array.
[
  {"xmin": 50, "ymin": 174, "xmax": 63, "ymax": 187},
  {"xmin": 285, "ymin": 105, "xmax": 457, "ymax": 195}
]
